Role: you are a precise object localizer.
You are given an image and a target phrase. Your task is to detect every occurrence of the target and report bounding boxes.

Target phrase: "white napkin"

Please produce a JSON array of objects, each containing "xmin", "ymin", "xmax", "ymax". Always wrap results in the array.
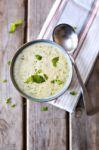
[{"xmin": 38, "ymin": 0, "xmax": 99, "ymax": 112}]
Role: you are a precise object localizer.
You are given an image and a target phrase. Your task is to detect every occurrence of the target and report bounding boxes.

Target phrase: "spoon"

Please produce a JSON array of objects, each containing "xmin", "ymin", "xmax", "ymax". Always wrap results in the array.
[{"xmin": 53, "ymin": 24, "xmax": 93, "ymax": 115}]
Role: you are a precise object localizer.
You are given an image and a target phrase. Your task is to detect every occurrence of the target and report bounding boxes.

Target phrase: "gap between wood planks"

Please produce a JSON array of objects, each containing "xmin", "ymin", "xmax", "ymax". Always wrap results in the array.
[{"xmin": 22, "ymin": 0, "xmax": 28, "ymax": 149}]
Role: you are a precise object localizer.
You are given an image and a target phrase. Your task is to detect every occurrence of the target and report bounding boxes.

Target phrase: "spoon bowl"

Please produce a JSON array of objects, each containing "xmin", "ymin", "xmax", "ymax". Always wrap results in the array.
[{"xmin": 53, "ymin": 24, "xmax": 78, "ymax": 53}]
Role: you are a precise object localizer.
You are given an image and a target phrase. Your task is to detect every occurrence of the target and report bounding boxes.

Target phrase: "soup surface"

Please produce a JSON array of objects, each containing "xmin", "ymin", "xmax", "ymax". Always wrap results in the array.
[{"xmin": 13, "ymin": 42, "xmax": 72, "ymax": 99}]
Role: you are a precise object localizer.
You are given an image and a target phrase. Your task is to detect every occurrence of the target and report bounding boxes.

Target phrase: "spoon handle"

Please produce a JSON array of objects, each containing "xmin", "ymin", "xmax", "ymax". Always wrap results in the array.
[{"xmin": 71, "ymin": 57, "xmax": 93, "ymax": 115}]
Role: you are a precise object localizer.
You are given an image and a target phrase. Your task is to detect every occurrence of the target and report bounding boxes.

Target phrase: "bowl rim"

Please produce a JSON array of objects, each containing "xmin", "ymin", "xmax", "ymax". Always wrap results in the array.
[{"xmin": 10, "ymin": 39, "xmax": 73, "ymax": 102}]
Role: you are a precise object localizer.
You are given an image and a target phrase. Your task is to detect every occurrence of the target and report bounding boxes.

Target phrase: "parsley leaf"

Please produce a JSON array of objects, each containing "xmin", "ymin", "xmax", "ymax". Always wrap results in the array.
[
  {"xmin": 33, "ymin": 75, "xmax": 45, "ymax": 83},
  {"xmin": 6, "ymin": 97, "xmax": 11, "ymax": 104},
  {"xmin": 24, "ymin": 75, "xmax": 34, "ymax": 84},
  {"xmin": 41, "ymin": 106, "xmax": 48, "ymax": 111},
  {"xmin": 56, "ymin": 80, "xmax": 63, "ymax": 85},
  {"xmin": 9, "ymin": 19, "xmax": 23, "ymax": 33},
  {"xmin": 52, "ymin": 57, "xmax": 59, "ymax": 67},
  {"xmin": 0, "ymin": 79, "xmax": 7, "ymax": 83},
  {"xmin": 70, "ymin": 91, "xmax": 77, "ymax": 96},
  {"xmin": 25, "ymin": 75, "xmax": 45, "ymax": 84},
  {"xmin": 11, "ymin": 104, "xmax": 17, "ymax": 108},
  {"xmin": 35, "ymin": 54, "xmax": 42, "ymax": 60},
  {"xmin": 14, "ymin": 20, "xmax": 23, "ymax": 26}
]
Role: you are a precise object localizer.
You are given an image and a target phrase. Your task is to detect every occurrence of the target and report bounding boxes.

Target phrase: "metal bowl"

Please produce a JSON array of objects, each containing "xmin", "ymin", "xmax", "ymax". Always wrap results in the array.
[{"xmin": 10, "ymin": 39, "xmax": 73, "ymax": 102}]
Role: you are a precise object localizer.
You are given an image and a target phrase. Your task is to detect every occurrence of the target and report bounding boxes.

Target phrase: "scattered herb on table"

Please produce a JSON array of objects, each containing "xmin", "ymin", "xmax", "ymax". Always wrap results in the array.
[
  {"xmin": 35, "ymin": 54, "xmax": 42, "ymax": 60},
  {"xmin": 11, "ymin": 104, "xmax": 17, "ymax": 108},
  {"xmin": 52, "ymin": 57, "xmax": 59, "ymax": 67},
  {"xmin": 0, "ymin": 79, "xmax": 7, "ymax": 83},
  {"xmin": 56, "ymin": 79, "xmax": 63, "ymax": 85},
  {"xmin": 9, "ymin": 19, "xmax": 23, "ymax": 33},
  {"xmin": 7, "ymin": 60, "xmax": 12, "ymax": 66},
  {"xmin": 41, "ymin": 106, "xmax": 48, "ymax": 111},
  {"xmin": 51, "ymin": 76, "xmax": 63, "ymax": 85},
  {"xmin": 70, "ymin": 91, "xmax": 77, "ymax": 96},
  {"xmin": 5, "ymin": 97, "xmax": 11, "ymax": 104}
]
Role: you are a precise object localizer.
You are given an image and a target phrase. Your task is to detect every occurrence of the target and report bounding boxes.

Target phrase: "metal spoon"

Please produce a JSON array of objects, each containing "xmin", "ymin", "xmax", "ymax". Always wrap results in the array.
[{"xmin": 53, "ymin": 24, "xmax": 93, "ymax": 115}]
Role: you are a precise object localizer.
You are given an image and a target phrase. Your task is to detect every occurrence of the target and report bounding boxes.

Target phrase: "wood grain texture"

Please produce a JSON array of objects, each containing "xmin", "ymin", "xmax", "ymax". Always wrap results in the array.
[
  {"xmin": 0, "ymin": 0, "xmax": 25, "ymax": 149},
  {"xmin": 27, "ymin": 0, "xmax": 69, "ymax": 150},
  {"xmin": 70, "ymin": 56, "xmax": 99, "ymax": 150}
]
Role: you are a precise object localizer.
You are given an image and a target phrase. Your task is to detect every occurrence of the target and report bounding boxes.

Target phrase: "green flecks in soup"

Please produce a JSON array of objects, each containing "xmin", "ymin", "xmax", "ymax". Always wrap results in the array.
[
  {"xmin": 52, "ymin": 56, "xmax": 59, "ymax": 67},
  {"xmin": 35, "ymin": 54, "xmax": 42, "ymax": 60},
  {"xmin": 13, "ymin": 42, "xmax": 72, "ymax": 99}
]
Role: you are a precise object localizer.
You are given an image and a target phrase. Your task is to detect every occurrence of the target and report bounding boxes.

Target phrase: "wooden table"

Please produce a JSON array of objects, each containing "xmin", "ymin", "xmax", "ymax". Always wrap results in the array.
[{"xmin": 0, "ymin": 0, "xmax": 99, "ymax": 149}]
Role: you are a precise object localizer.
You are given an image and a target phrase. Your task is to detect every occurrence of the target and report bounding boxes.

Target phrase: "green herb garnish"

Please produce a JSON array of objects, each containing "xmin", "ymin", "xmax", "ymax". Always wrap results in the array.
[
  {"xmin": 35, "ymin": 69, "xmax": 42, "ymax": 75},
  {"xmin": 41, "ymin": 106, "xmax": 48, "ymax": 111},
  {"xmin": 7, "ymin": 60, "xmax": 12, "ymax": 65},
  {"xmin": 25, "ymin": 75, "xmax": 45, "ymax": 84},
  {"xmin": 9, "ymin": 19, "xmax": 23, "ymax": 33},
  {"xmin": 35, "ymin": 54, "xmax": 42, "ymax": 60},
  {"xmin": 6, "ymin": 97, "xmax": 11, "ymax": 104},
  {"xmin": 52, "ymin": 57, "xmax": 59, "ymax": 67},
  {"xmin": 3, "ymin": 80, "xmax": 7, "ymax": 83},
  {"xmin": 11, "ymin": 104, "xmax": 17, "ymax": 108},
  {"xmin": 51, "ymin": 80, "xmax": 55, "ymax": 84},
  {"xmin": 44, "ymin": 74, "xmax": 48, "ymax": 80},
  {"xmin": 56, "ymin": 80, "xmax": 63, "ymax": 85},
  {"xmin": 70, "ymin": 91, "xmax": 77, "ymax": 96},
  {"xmin": 24, "ymin": 75, "xmax": 34, "ymax": 84},
  {"xmin": 33, "ymin": 75, "xmax": 45, "ymax": 83},
  {"xmin": 0, "ymin": 79, "xmax": 7, "ymax": 83},
  {"xmin": 51, "ymin": 76, "xmax": 63, "ymax": 85}
]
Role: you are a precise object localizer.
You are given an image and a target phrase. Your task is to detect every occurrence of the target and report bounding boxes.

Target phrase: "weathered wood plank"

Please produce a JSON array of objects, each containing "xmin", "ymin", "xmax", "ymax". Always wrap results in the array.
[
  {"xmin": 0, "ymin": 0, "xmax": 25, "ymax": 149},
  {"xmin": 27, "ymin": 0, "xmax": 69, "ymax": 150},
  {"xmin": 70, "ymin": 56, "xmax": 99, "ymax": 150}
]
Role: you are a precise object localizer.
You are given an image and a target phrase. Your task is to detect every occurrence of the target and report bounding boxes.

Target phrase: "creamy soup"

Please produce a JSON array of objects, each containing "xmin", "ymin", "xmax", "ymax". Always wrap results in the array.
[{"xmin": 13, "ymin": 42, "xmax": 72, "ymax": 99}]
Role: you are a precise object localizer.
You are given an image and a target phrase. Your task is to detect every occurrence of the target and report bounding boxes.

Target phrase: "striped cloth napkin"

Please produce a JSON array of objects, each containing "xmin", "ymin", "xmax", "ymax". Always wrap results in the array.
[{"xmin": 38, "ymin": 0, "xmax": 99, "ymax": 113}]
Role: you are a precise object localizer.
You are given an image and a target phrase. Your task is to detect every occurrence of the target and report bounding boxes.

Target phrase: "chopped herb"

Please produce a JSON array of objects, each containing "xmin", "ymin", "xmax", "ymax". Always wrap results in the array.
[
  {"xmin": 3, "ymin": 80, "xmax": 7, "ymax": 83},
  {"xmin": 9, "ymin": 23, "xmax": 16, "ymax": 33},
  {"xmin": 35, "ymin": 69, "xmax": 42, "ymax": 75},
  {"xmin": 44, "ymin": 74, "xmax": 48, "ymax": 80},
  {"xmin": 32, "ymin": 75, "xmax": 45, "ymax": 83},
  {"xmin": 52, "ymin": 57, "xmax": 59, "ymax": 67},
  {"xmin": 0, "ymin": 79, "xmax": 7, "ymax": 83},
  {"xmin": 14, "ymin": 19, "xmax": 23, "ymax": 26},
  {"xmin": 25, "ymin": 75, "xmax": 45, "ymax": 84},
  {"xmin": 9, "ymin": 19, "xmax": 23, "ymax": 33},
  {"xmin": 6, "ymin": 97, "xmax": 11, "ymax": 104},
  {"xmin": 35, "ymin": 54, "xmax": 42, "ymax": 60},
  {"xmin": 41, "ymin": 106, "xmax": 48, "ymax": 111},
  {"xmin": 11, "ymin": 104, "xmax": 17, "ymax": 108},
  {"xmin": 51, "ymin": 80, "xmax": 55, "ymax": 84},
  {"xmin": 70, "ymin": 91, "xmax": 77, "ymax": 96},
  {"xmin": 24, "ymin": 75, "xmax": 34, "ymax": 84},
  {"xmin": 51, "ymin": 76, "xmax": 63, "ymax": 85},
  {"xmin": 7, "ymin": 60, "xmax": 12, "ymax": 65},
  {"xmin": 56, "ymin": 80, "xmax": 63, "ymax": 85}
]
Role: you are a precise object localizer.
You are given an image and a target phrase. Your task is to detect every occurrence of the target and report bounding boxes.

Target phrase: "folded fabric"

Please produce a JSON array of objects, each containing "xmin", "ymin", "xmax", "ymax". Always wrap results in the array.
[{"xmin": 38, "ymin": 0, "xmax": 99, "ymax": 112}]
